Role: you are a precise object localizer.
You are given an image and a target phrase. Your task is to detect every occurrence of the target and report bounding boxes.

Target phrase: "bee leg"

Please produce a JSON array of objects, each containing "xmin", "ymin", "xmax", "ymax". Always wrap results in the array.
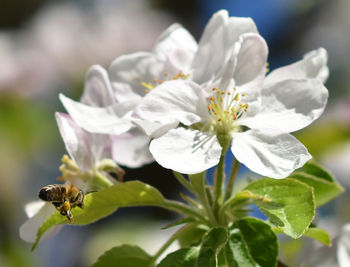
[
  {"xmin": 62, "ymin": 201, "xmax": 73, "ymax": 223},
  {"xmin": 77, "ymin": 202, "xmax": 84, "ymax": 209},
  {"xmin": 66, "ymin": 210, "xmax": 73, "ymax": 223}
]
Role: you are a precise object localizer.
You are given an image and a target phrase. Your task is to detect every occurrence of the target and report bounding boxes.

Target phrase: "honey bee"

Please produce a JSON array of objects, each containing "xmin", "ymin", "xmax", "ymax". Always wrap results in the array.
[{"xmin": 38, "ymin": 184, "xmax": 85, "ymax": 222}]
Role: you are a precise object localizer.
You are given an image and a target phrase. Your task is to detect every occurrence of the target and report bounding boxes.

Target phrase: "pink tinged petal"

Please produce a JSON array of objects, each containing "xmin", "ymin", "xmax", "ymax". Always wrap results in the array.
[
  {"xmin": 111, "ymin": 128, "xmax": 154, "ymax": 168},
  {"xmin": 153, "ymin": 23, "xmax": 197, "ymax": 58},
  {"xmin": 109, "ymin": 52, "xmax": 165, "ymax": 102},
  {"xmin": 19, "ymin": 202, "xmax": 61, "ymax": 243},
  {"xmin": 150, "ymin": 128, "xmax": 222, "ymax": 174},
  {"xmin": 192, "ymin": 10, "xmax": 257, "ymax": 85},
  {"xmin": 338, "ymin": 224, "xmax": 350, "ymax": 267},
  {"xmin": 56, "ymin": 113, "xmax": 113, "ymax": 170},
  {"xmin": 59, "ymin": 94, "xmax": 134, "ymax": 135},
  {"xmin": 80, "ymin": 65, "xmax": 115, "ymax": 107},
  {"xmin": 239, "ymin": 79, "xmax": 328, "ymax": 133},
  {"xmin": 134, "ymin": 80, "xmax": 208, "ymax": 125},
  {"xmin": 231, "ymin": 130, "xmax": 311, "ymax": 179},
  {"xmin": 55, "ymin": 112, "xmax": 94, "ymax": 171},
  {"xmin": 264, "ymin": 48, "xmax": 329, "ymax": 88},
  {"xmin": 234, "ymin": 33, "xmax": 268, "ymax": 86}
]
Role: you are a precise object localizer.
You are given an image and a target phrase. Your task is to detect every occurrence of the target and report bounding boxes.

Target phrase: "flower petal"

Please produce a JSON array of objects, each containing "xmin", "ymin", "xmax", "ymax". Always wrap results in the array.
[
  {"xmin": 153, "ymin": 23, "xmax": 197, "ymax": 59},
  {"xmin": 80, "ymin": 65, "xmax": 115, "ymax": 107},
  {"xmin": 19, "ymin": 202, "xmax": 57, "ymax": 243},
  {"xmin": 133, "ymin": 119, "xmax": 179, "ymax": 139},
  {"xmin": 55, "ymin": 112, "xmax": 94, "ymax": 171},
  {"xmin": 231, "ymin": 129, "xmax": 311, "ymax": 179},
  {"xmin": 234, "ymin": 33, "xmax": 268, "ymax": 86},
  {"xmin": 109, "ymin": 51, "xmax": 165, "ymax": 102},
  {"xmin": 111, "ymin": 128, "xmax": 153, "ymax": 168},
  {"xmin": 192, "ymin": 10, "xmax": 257, "ymax": 85},
  {"xmin": 338, "ymin": 224, "xmax": 350, "ymax": 267},
  {"xmin": 60, "ymin": 94, "xmax": 135, "ymax": 135},
  {"xmin": 24, "ymin": 200, "xmax": 46, "ymax": 218},
  {"xmin": 240, "ymin": 79, "xmax": 328, "ymax": 133},
  {"xmin": 264, "ymin": 48, "xmax": 329, "ymax": 88},
  {"xmin": 134, "ymin": 80, "xmax": 208, "ymax": 125},
  {"xmin": 56, "ymin": 113, "xmax": 113, "ymax": 170},
  {"xmin": 150, "ymin": 128, "xmax": 222, "ymax": 174}
]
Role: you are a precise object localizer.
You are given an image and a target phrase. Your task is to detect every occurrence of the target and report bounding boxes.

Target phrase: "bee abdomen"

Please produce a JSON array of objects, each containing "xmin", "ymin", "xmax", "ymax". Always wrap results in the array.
[{"xmin": 38, "ymin": 184, "xmax": 66, "ymax": 201}]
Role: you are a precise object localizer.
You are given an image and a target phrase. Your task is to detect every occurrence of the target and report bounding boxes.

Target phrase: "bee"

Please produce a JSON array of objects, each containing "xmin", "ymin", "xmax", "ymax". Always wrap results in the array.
[{"xmin": 38, "ymin": 184, "xmax": 85, "ymax": 222}]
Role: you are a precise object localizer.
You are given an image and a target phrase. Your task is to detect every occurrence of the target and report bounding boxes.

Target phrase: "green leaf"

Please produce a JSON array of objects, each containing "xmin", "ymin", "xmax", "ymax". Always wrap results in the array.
[
  {"xmin": 157, "ymin": 247, "xmax": 200, "ymax": 267},
  {"xmin": 92, "ymin": 245, "xmax": 152, "ymax": 267},
  {"xmin": 177, "ymin": 224, "xmax": 207, "ymax": 248},
  {"xmin": 302, "ymin": 160, "xmax": 334, "ymax": 182},
  {"xmin": 32, "ymin": 181, "xmax": 166, "ymax": 250},
  {"xmin": 303, "ymin": 227, "xmax": 331, "ymax": 246},
  {"xmin": 225, "ymin": 217, "xmax": 278, "ymax": 267},
  {"xmin": 198, "ymin": 227, "xmax": 228, "ymax": 267},
  {"xmin": 290, "ymin": 160, "xmax": 344, "ymax": 206},
  {"xmin": 243, "ymin": 178, "xmax": 315, "ymax": 238}
]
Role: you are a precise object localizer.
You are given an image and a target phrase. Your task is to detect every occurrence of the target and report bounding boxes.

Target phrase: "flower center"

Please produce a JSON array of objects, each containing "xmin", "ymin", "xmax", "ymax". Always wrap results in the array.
[
  {"xmin": 141, "ymin": 71, "xmax": 189, "ymax": 93},
  {"xmin": 207, "ymin": 87, "xmax": 248, "ymax": 135}
]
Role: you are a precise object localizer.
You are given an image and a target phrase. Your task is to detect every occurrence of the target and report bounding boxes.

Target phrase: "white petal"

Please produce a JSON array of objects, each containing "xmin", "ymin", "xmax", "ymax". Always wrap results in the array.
[
  {"xmin": 89, "ymin": 134, "xmax": 113, "ymax": 164},
  {"xmin": 338, "ymin": 224, "xmax": 350, "ymax": 267},
  {"xmin": 150, "ymin": 128, "xmax": 222, "ymax": 174},
  {"xmin": 231, "ymin": 130, "xmax": 311, "ymax": 179},
  {"xmin": 111, "ymin": 128, "xmax": 153, "ymax": 168},
  {"xmin": 60, "ymin": 94, "xmax": 135, "ymax": 135},
  {"xmin": 25, "ymin": 200, "xmax": 46, "ymax": 218},
  {"xmin": 192, "ymin": 10, "xmax": 257, "ymax": 85},
  {"xmin": 56, "ymin": 113, "xmax": 113, "ymax": 169},
  {"xmin": 234, "ymin": 33, "xmax": 268, "ymax": 86},
  {"xmin": 80, "ymin": 65, "xmax": 115, "ymax": 107},
  {"xmin": 133, "ymin": 119, "xmax": 179, "ymax": 139},
  {"xmin": 264, "ymin": 48, "xmax": 329, "ymax": 88},
  {"xmin": 239, "ymin": 79, "xmax": 328, "ymax": 133},
  {"xmin": 19, "ymin": 202, "xmax": 57, "ymax": 243},
  {"xmin": 55, "ymin": 112, "xmax": 94, "ymax": 171},
  {"xmin": 134, "ymin": 80, "xmax": 208, "ymax": 125},
  {"xmin": 153, "ymin": 23, "xmax": 197, "ymax": 58},
  {"xmin": 109, "ymin": 51, "xmax": 165, "ymax": 102}
]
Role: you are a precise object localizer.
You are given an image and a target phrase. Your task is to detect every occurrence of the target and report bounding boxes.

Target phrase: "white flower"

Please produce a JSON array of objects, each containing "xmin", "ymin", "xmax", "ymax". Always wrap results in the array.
[
  {"xmin": 58, "ymin": 10, "xmax": 259, "ymax": 163},
  {"xmin": 134, "ymin": 43, "xmax": 329, "ymax": 178}
]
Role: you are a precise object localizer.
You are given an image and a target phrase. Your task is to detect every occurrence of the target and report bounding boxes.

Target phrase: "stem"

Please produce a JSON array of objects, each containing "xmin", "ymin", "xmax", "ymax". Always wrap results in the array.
[
  {"xmin": 92, "ymin": 171, "xmax": 114, "ymax": 189},
  {"xmin": 173, "ymin": 171, "xmax": 194, "ymax": 193},
  {"xmin": 224, "ymin": 159, "xmax": 240, "ymax": 201},
  {"xmin": 213, "ymin": 134, "xmax": 230, "ymax": 220},
  {"xmin": 162, "ymin": 200, "xmax": 209, "ymax": 224},
  {"xmin": 214, "ymin": 153, "xmax": 226, "ymax": 218}
]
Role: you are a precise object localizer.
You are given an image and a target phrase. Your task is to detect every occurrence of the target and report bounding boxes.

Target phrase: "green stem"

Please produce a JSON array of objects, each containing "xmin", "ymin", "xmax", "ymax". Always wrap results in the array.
[
  {"xmin": 173, "ymin": 171, "xmax": 194, "ymax": 193},
  {"xmin": 92, "ymin": 171, "xmax": 114, "ymax": 189},
  {"xmin": 214, "ymin": 153, "xmax": 226, "ymax": 219},
  {"xmin": 214, "ymin": 134, "xmax": 231, "ymax": 218},
  {"xmin": 162, "ymin": 200, "xmax": 209, "ymax": 224},
  {"xmin": 224, "ymin": 159, "xmax": 240, "ymax": 201}
]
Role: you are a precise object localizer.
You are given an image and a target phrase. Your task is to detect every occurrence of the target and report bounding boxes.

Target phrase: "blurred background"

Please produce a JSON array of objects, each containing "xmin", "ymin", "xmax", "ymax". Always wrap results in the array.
[{"xmin": 0, "ymin": 0, "xmax": 349, "ymax": 266}]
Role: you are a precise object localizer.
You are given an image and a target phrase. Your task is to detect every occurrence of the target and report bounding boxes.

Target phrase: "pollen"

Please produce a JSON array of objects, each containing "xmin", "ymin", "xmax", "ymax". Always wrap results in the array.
[
  {"xmin": 207, "ymin": 87, "xmax": 249, "ymax": 135},
  {"xmin": 141, "ymin": 70, "xmax": 189, "ymax": 91}
]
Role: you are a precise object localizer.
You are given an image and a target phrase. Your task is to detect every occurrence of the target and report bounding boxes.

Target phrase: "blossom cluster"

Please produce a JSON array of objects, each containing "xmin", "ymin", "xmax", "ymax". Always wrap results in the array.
[
  {"xmin": 59, "ymin": 10, "xmax": 328, "ymax": 179},
  {"xmin": 20, "ymin": 10, "xmax": 331, "ymax": 250}
]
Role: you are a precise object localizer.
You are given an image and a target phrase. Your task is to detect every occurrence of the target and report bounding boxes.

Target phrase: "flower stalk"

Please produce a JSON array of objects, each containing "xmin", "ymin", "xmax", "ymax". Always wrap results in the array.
[{"xmin": 224, "ymin": 159, "xmax": 240, "ymax": 201}]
